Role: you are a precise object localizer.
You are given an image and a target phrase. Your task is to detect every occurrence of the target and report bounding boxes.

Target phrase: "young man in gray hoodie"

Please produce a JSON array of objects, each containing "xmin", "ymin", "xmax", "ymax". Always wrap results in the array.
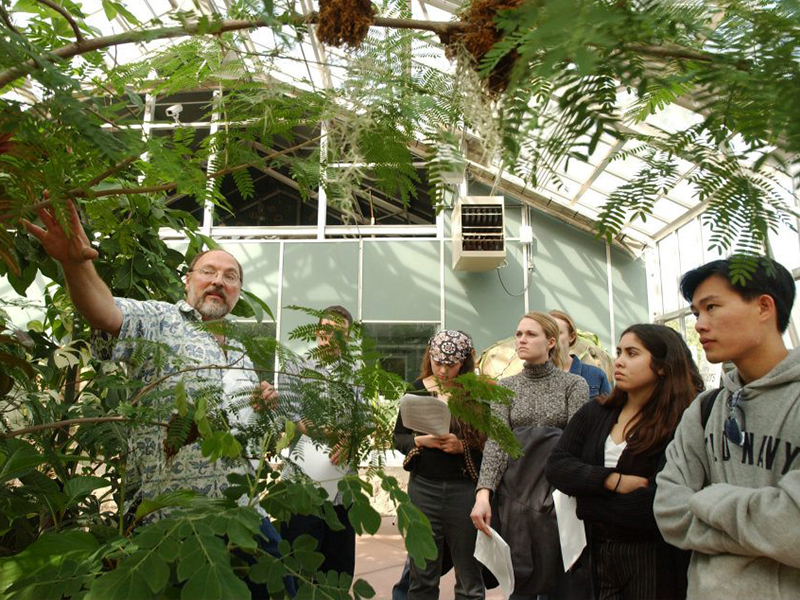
[{"xmin": 654, "ymin": 256, "xmax": 800, "ymax": 599}]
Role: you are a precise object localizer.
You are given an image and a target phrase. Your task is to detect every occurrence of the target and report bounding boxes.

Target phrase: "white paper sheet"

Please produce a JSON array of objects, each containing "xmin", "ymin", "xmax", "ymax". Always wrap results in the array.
[
  {"xmin": 222, "ymin": 368, "xmax": 256, "ymax": 432},
  {"xmin": 473, "ymin": 527, "xmax": 514, "ymax": 600},
  {"xmin": 285, "ymin": 435, "xmax": 349, "ymax": 499},
  {"xmin": 399, "ymin": 393, "xmax": 451, "ymax": 436},
  {"xmin": 553, "ymin": 489, "xmax": 587, "ymax": 571}
]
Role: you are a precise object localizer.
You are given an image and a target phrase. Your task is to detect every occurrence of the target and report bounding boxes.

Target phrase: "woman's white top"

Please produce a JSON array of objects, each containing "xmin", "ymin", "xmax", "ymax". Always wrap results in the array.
[{"xmin": 604, "ymin": 434, "xmax": 627, "ymax": 468}]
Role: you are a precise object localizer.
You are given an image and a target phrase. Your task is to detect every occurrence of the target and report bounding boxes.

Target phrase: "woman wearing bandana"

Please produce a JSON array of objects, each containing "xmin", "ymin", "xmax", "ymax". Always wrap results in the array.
[{"xmin": 394, "ymin": 330, "xmax": 487, "ymax": 600}]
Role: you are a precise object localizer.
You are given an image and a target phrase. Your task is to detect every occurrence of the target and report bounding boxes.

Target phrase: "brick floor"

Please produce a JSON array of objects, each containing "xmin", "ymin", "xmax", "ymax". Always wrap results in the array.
[{"xmin": 354, "ymin": 516, "xmax": 504, "ymax": 600}]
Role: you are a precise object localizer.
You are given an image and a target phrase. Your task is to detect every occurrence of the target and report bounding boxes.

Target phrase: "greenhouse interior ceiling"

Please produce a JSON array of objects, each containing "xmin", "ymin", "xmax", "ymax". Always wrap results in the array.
[
  {"xmin": 3, "ymin": 2, "xmax": 800, "ymax": 600},
  {"xmin": 2, "ymin": 0, "xmax": 798, "ymax": 260}
]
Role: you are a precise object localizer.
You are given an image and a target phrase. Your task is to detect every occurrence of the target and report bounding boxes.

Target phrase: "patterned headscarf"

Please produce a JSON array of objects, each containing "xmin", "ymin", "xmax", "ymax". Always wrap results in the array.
[{"xmin": 429, "ymin": 330, "xmax": 473, "ymax": 365}]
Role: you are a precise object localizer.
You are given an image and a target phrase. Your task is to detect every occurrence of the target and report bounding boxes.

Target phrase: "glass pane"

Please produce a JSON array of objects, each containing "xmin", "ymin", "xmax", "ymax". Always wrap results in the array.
[
  {"xmin": 327, "ymin": 167, "xmax": 435, "ymax": 226},
  {"xmin": 153, "ymin": 91, "xmax": 214, "ymax": 124},
  {"xmin": 677, "ymin": 219, "xmax": 703, "ymax": 276},
  {"xmin": 658, "ymin": 233, "xmax": 682, "ymax": 314},
  {"xmin": 232, "ymin": 321, "xmax": 277, "ymax": 383},
  {"xmin": 769, "ymin": 219, "xmax": 800, "ymax": 272},
  {"xmin": 362, "ymin": 322, "xmax": 439, "ymax": 384},
  {"xmin": 682, "ymin": 314, "xmax": 722, "ymax": 389},
  {"xmin": 214, "ymin": 166, "xmax": 319, "ymax": 227},
  {"xmin": 663, "ymin": 318, "xmax": 682, "ymax": 335}
]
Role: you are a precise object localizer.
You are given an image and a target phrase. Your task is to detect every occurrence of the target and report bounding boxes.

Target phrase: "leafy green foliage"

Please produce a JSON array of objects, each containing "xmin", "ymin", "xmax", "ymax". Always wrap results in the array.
[
  {"xmin": 447, "ymin": 0, "xmax": 799, "ymax": 255},
  {"xmin": 1, "ymin": 0, "xmax": 797, "ymax": 597},
  {"xmin": 2, "ymin": 283, "xmax": 476, "ymax": 599},
  {"xmin": 447, "ymin": 373, "xmax": 522, "ymax": 459}
]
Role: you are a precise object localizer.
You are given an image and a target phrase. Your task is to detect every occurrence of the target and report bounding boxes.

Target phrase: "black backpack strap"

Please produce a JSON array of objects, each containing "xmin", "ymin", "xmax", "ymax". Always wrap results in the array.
[{"xmin": 700, "ymin": 388, "xmax": 724, "ymax": 429}]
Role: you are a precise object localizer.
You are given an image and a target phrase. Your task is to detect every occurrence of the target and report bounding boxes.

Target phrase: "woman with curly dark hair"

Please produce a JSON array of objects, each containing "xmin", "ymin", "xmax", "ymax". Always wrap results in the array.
[
  {"xmin": 546, "ymin": 324, "xmax": 704, "ymax": 600},
  {"xmin": 394, "ymin": 330, "xmax": 487, "ymax": 600}
]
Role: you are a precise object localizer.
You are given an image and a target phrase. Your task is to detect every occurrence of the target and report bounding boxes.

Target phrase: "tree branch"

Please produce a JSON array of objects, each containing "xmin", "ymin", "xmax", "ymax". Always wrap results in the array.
[
  {"xmin": 35, "ymin": 0, "xmax": 84, "ymax": 43},
  {"xmin": 627, "ymin": 43, "xmax": 717, "ymax": 64},
  {"xmin": 2, "ymin": 135, "xmax": 321, "ymax": 222},
  {"xmin": 83, "ymin": 154, "xmax": 140, "ymax": 188},
  {"xmin": 0, "ymin": 14, "xmax": 465, "ymax": 90},
  {"xmin": 2, "ymin": 416, "xmax": 169, "ymax": 439},
  {"xmin": 77, "ymin": 133, "xmax": 323, "ymax": 199},
  {"xmin": 0, "ymin": 2, "xmax": 21, "ymax": 35}
]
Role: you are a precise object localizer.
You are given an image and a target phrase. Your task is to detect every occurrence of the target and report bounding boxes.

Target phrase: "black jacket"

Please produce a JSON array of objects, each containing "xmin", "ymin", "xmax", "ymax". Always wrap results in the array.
[
  {"xmin": 493, "ymin": 425, "xmax": 567, "ymax": 596},
  {"xmin": 545, "ymin": 400, "xmax": 667, "ymax": 538},
  {"xmin": 546, "ymin": 400, "xmax": 690, "ymax": 600}
]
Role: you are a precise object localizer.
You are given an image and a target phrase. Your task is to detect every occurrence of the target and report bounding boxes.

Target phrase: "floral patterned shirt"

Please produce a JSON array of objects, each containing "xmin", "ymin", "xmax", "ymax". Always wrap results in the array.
[{"xmin": 93, "ymin": 298, "xmax": 259, "ymax": 504}]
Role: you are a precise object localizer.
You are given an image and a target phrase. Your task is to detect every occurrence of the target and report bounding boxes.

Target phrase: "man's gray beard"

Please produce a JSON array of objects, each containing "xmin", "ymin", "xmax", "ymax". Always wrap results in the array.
[
  {"xmin": 188, "ymin": 285, "xmax": 230, "ymax": 320},
  {"xmin": 196, "ymin": 298, "xmax": 229, "ymax": 319}
]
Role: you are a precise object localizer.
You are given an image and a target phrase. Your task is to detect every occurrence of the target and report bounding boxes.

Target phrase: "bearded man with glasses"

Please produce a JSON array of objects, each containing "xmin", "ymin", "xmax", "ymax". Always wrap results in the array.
[
  {"xmin": 24, "ymin": 200, "xmax": 278, "ymax": 505},
  {"xmin": 654, "ymin": 256, "xmax": 800, "ymax": 600}
]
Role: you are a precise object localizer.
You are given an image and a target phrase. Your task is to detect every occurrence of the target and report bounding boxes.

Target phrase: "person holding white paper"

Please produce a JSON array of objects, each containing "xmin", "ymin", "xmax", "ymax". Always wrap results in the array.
[
  {"xmin": 546, "ymin": 324, "xmax": 702, "ymax": 600},
  {"xmin": 394, "ymin": 330, "xmax": 487, "ymax": 600},
  {"xmin": 280, "ymin": 305, "xmax": 363, "ymax": 579},
  {"xmin": 470, "ymin": 311, "xmax": 588, "ymax": 599}
]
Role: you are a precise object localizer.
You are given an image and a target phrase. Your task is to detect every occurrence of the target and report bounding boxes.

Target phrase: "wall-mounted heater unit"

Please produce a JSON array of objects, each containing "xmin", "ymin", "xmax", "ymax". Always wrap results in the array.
[{"xmin": 452, "ymin": 196, "xmax": 506, "ymax": 271}]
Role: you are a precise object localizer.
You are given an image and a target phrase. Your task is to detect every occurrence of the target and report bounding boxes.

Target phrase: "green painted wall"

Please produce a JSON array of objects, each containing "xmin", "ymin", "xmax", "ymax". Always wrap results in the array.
[
  {"xmin": 445, "ymin": 238, "xmax": 526, "ymax": 354},
  {"xmin": 280, "ymin": 242, "xmax": 359, "ymax": 352},
  {"xmin": 223, "ymin": 243, "xmax": 281, "ymax": 320},
  {"xmin": 610, "ymin": 245, "xmax": 650, "ymax": 342},
  {"xmin": 527, "ymin": 210, "xmax": 613, "ymax": 349},
  {"xmin": 362, "ymin": 240, "xmax": 440, "ymax": 322}
]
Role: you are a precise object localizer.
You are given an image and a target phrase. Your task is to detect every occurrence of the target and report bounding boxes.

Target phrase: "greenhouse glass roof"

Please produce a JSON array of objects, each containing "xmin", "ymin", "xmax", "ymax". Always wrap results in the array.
[{"xmin": 7, "ymin": 0, "xmax": 798, "ymax": 255}]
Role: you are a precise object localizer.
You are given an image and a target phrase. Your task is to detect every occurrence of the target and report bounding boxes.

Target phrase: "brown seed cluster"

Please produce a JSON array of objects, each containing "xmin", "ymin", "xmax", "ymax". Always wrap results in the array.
[
  {"xmin": 316, "ymin": 0, "xmax": 376, "ymax": 49},
  {"xmin": 447, "ymin": 0, "xmax": 525, "ymax": 93}
]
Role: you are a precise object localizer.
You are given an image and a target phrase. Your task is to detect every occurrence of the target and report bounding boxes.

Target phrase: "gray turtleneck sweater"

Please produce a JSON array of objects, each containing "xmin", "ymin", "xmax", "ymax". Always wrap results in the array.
[{"xmin": 477, "ymin": 360, "xmax": 590, "ymax": 492}]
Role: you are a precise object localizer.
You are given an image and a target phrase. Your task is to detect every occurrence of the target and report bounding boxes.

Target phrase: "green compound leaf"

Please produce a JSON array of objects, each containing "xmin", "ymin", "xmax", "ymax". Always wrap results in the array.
[
  {"xmin": 86, "ymin": 550, "xmax": 169, "ymax": 600},
  {"xmin": 353, "ymin": 578, "xmax": 376, "ymax": 599},
  {"xmin": 181, "ymin": 562, "xmax": 251, "ymax": 600},
  {"xmin": 63, "ymin": 475, "xmax": 108, "ymax": 507},
  {"xmin": 226, "ymin": 517, "xmax": 257, "ymax": 550}
]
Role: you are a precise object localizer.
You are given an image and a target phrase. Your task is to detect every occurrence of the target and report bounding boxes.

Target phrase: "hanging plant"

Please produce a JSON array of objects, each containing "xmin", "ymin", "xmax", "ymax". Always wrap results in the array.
[
  {"xmin": 316, "ymin": 0, "xmax": 376, "ymax": 49},
  {"xmin": 445, "ymin": 0, "xmax": 524, "ymax": 93}
]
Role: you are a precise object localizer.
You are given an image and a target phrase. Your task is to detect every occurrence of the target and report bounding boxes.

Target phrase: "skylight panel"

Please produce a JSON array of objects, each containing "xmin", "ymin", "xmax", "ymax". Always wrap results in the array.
[
  {"xmin": 589, "ymin": 171, "xmax": 627, "ymax": 195},
  {"xmin": 630, "ymin": 213, "xmax": 670, "ymax": 236},
  {"xmin": 575, "ymin": 188, "xmax": 611, "ymax": 210},
  {"xmin": 651, "ymin": 197, "xmax": 690, "ymax": 223},
  {"xmin": 666, "ymin": 179, "xmax": 702, "ymax": 209},
  {"xmin": 558, "ymin": 157, "xmax": 597, "ymax": 183},
  {"xmin": 644, "ymin": 101, "xmax": 704, "ymax": 135}
]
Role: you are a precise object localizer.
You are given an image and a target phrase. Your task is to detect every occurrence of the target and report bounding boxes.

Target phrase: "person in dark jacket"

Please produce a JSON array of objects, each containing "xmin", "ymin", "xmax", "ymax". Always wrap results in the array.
[
  {"xmin": 546, "ymin": 324, "xmax": 703, "ymax": 600},
  {"xmin": 394, "ymin": 330, "xmax": 486, "ymax": 600},
  {"xmin": 550, "ymin": 309, "xmax": 611, "ymax": 399}
]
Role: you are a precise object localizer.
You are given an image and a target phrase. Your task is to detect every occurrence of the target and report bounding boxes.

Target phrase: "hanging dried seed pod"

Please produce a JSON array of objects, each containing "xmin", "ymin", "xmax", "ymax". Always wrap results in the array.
[
  {"xmin": 445, "ymin": 0, "xmax": 525, "ymax": 93},
  {"xmin": 316, "ymin": 0, "xmax": 376, "ymax": 49}
]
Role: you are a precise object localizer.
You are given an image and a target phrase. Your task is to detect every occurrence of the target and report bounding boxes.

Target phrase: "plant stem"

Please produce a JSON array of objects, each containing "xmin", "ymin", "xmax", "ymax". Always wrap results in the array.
[
  {"xmin": 2, "ymin": 416, "xmax": 169, "ymax": 438},
  {"xmin": 2, "ymin": 135, "xmax": 324, "ymax": 224},
  {"xmin": 34, "ymin": 0, "xmax": 84, "ymax": 42}
]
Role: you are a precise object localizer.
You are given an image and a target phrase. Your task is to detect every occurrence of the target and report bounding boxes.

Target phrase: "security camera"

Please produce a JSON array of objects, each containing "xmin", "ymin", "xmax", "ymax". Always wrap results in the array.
[{"xmin": 165, "ymin": 104, "xmax": 183, "ymax": 123}]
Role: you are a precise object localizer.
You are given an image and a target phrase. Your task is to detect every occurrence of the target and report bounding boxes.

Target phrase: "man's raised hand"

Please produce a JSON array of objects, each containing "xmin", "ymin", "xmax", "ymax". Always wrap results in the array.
[
  {"xmin": 22, "ymin": 196, "xmax": 98, "ymax": 265},
  {"xmin": 252, "ymin": 381, "xmax": 278, "ymax": 412}
]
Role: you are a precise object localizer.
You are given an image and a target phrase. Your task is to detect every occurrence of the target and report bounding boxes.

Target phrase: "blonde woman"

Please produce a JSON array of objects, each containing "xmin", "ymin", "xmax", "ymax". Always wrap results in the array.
[
  {"xmin": 549, "ymin": 309, "xmax": 611, "ymax": 400},
  {"xmin": 471, "ymin": 312, "xmax": 589, "ymax": 599}
]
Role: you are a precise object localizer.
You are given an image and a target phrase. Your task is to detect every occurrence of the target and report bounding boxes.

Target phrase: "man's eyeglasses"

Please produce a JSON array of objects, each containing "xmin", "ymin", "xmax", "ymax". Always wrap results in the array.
[
  {"xmin": 189, "ymin": 267, "xmax": 240, "ymax": 286},
  {"xmin": 724, "ymin": 388, "xmax": 746, "ymax": 447}
]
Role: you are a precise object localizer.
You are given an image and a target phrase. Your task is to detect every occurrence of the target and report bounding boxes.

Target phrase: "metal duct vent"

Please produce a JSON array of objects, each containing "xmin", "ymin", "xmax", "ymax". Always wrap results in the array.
[{"xmin": 452, "ymin": 196, "xmax": 506, "ymax": 272}]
